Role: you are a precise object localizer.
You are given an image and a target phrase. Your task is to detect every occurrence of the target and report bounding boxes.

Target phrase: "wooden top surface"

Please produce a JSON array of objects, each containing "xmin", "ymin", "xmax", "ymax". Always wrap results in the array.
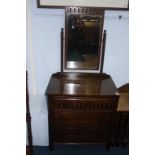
[{"xmin": 46, "ymin": 72, "xmax": 118, "ymax": 97}]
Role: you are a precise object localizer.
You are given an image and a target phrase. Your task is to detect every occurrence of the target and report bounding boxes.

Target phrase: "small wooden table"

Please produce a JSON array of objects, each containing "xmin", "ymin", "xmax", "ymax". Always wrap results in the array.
[{"xmin": 113, "ymin": 84, "xmax": 129, "ymax": 147}]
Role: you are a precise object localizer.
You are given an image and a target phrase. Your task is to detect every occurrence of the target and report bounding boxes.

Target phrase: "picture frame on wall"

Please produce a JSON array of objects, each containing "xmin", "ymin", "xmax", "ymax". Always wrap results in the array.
[{"xmin": 37, "ymin": 0, "xmax": 129, "ymax": 10}]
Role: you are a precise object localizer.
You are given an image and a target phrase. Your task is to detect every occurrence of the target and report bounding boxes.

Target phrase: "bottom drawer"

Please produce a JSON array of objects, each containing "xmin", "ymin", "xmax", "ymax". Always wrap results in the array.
[{"xmin": 54, "ymin": 128, "xmax": 109, "ymax": 143}]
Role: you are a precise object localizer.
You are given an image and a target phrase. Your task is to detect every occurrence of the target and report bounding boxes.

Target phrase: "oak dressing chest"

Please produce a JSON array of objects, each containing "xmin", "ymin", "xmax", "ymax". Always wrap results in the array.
[{"xmin": 46, "ymin": 72, "xmax": 120, "ymax": 149}]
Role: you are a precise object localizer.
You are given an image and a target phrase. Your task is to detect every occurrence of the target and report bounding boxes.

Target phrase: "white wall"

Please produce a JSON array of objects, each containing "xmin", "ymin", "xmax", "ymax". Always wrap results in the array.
[
  {"xmin": 103, "ymin": 11, "xmax": 129, "ymax": 87},
  {"xmin": 26, "ymin": 0, "xmax": 128, "ymax": 146}
]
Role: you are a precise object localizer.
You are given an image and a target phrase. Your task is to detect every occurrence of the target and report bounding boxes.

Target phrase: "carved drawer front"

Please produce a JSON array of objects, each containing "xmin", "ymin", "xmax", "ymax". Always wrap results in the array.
[
  {"xmin": 54, "ymin": 127, "xmax": 108, "ymax": 143},
  {"xmin": 54, "ymin": 110, "xmax": 112, "ymax": 128},
  {"xmin": 51, "ymin": 98, "xmax": 117, "ymax": 111},
  {"xmin": 48, "ymin": 98, "xmax": 117, "ymax": 144}
]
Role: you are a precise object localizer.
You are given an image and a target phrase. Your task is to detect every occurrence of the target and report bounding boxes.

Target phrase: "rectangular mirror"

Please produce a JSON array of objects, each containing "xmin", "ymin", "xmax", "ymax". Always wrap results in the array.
[
  {"xmin": 63, "ymin": 7, "xmax": 105, "ymax": 72},
  {"xmin": 66, "ymin": 14, "xmax": 102, "ymax": 70}
]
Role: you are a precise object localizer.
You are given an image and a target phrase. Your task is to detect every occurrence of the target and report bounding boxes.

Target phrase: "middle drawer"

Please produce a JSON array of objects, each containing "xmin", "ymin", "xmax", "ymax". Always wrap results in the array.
[{"xmin": 54, "ymin": 110, "xmax": 113, "ymax": 128}]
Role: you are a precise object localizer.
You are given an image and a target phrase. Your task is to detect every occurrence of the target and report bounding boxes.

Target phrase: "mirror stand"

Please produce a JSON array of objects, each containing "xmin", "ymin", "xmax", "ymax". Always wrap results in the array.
[{"xmin": 61, "ymin": 7, "xmax": 107, "ymax": 73}]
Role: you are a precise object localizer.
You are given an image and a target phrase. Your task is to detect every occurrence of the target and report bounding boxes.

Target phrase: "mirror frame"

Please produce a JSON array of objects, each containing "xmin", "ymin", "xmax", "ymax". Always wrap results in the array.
[{"xmin": 62, "ymin": 7, "xmax": 106, "ymax": 73}]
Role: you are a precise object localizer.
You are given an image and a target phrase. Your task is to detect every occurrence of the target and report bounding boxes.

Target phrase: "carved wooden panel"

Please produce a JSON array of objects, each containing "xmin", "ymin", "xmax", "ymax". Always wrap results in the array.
[
  {"xmin": 51, "ymin": 99, "xmax": 117, "ymax": 111},
  {"xmin": 66, "ymin": 7, "xmax": 104, "ymax": 15}
]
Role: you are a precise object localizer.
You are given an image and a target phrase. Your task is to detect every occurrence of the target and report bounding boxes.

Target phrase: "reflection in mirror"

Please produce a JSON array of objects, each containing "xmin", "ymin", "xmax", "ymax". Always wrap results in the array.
[{"xmin": 65, "ymin": 14, "xmax": 102, "ymax": 70}]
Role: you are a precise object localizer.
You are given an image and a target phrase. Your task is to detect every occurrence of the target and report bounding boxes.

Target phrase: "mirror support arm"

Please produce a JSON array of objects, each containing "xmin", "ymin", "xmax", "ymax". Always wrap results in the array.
[
  {"xmin": 61, "ymin": 28, "xmax": 64, "ymax": 72},
  {"xmin": 100, "ymin": 30, "xmax": 107, "ymax": 73}
]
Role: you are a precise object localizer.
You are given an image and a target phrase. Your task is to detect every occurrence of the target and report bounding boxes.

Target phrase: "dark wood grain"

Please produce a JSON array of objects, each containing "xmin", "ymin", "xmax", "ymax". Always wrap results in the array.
[
  {"xmin": 61, "ymin": 28, "xmax": 64, "ymax": 72},
  {"xmin": 100, "ymin": 30, "xmax": 106, "ymax": 73},
  {"xmin": 26, "ymin": 146, "xmax": 31, "ymax": 155},
  {"xmin": 46, "ymin": 72, "xmax": 118, "ymax": 97},
  {"xmin": 46, "ymin": 73, "xmax": 119, "ymax": 150}
]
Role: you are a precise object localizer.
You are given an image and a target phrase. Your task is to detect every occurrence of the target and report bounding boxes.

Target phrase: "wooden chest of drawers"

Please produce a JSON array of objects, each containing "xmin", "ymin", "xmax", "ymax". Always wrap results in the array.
[{"xmin": 46, "ymin": 72, "xmax": 119, "ymax": 150}]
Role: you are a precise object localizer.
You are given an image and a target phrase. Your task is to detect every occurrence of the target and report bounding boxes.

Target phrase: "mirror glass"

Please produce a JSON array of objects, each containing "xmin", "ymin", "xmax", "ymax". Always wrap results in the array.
[{"xmin": 65, "ymin": 14, "xmax": 102, "ymax": 70}]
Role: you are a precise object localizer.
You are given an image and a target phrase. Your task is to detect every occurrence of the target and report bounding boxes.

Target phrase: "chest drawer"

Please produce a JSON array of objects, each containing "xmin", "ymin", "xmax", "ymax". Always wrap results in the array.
[
  {"xmin": 54, "ymin": 127, "xmax": 108, "ymax": 143},
  {"xmin": 54, "ymin": 110, "xmax": 113, "ymax": 128},
  {"xmin": 49, "ymin": 98, "xmax": 117, "ymax": 111}
]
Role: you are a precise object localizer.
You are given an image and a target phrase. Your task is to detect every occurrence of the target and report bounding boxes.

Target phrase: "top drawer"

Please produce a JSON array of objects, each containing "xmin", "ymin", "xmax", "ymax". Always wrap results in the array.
[{"xmin": 49, "ymin": 98, "xmax": 118, "ymax": 111}]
